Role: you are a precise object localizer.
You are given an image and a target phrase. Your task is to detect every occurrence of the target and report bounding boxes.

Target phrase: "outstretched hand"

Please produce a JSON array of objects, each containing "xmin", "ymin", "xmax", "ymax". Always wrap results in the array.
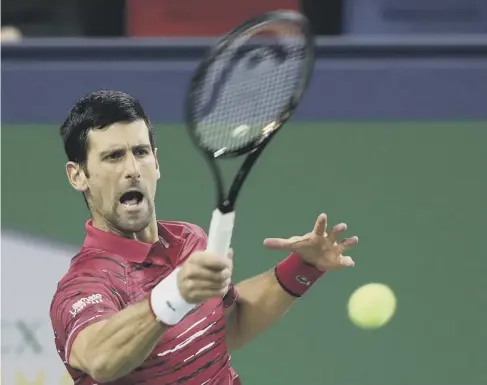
[{"xmin": 263, "ymin": 213, "xmax": 359, "ymax": 271}]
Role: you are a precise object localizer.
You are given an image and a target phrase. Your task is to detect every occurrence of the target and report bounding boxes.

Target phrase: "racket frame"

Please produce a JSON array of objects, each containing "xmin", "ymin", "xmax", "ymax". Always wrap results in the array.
[
  {"xmin": 184, "ymin": 10, "xmax": 315, "ymax": 256},
  {"xmin": 186, "ymin": 10, "xmax": 315, "ymax": 213}
]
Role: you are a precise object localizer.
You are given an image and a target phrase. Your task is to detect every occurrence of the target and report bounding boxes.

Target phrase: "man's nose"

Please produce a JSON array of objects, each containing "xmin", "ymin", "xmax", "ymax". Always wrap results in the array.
[{"xmin": 124, "ymin": 154, "xmax": 140, "ymax": 180}]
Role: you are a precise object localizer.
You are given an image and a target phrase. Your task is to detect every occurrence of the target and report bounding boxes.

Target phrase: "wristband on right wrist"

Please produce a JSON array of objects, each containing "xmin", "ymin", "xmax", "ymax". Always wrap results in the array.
[{"xmin": 149, "ymin": 267, "xmax": 196, "ymax": 326}]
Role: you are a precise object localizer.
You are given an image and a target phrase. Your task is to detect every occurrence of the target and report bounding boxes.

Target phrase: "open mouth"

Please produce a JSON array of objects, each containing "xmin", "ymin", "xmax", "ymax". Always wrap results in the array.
[{"xmin": 119, "ymin": 190, "xmax": 144, "ymax": 208}]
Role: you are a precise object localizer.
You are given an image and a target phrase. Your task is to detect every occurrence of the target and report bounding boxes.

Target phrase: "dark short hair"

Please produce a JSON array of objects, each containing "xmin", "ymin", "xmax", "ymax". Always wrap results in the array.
[{"xmin": 60, "ymin": 90, "xmax": 155, "ymax": 164}]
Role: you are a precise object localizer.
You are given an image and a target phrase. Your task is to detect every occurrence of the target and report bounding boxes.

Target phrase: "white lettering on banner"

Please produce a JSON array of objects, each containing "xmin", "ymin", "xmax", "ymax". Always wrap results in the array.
[
  {"xmin": 69, "ymin": 294, "xmax": 103, "ymax": 317},
  {"xmin": 0, "ymin": 369, "xmax": 73, "ymax": 385},
  {"xmin": 1, "ymin": 319, "xmax": 44, "ymax": 355},
  {"xmin": 2, "ymin": 231, "xmax": 74, "ymax": 385}
]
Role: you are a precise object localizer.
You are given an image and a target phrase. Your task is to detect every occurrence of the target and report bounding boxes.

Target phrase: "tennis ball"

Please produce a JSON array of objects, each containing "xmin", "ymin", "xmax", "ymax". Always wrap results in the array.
[
  {"xmin": 347, "ymin": 283, "xmax": 396, "ymax": 329},
  {"xmin": 232, "ymin": 124, "xmax": 250, "ymax": 138}
]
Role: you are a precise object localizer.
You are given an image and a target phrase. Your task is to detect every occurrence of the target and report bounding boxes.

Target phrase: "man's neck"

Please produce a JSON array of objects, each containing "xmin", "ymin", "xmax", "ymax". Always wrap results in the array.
[
  {"xmin": 92, "ymin": 215, "xmax": 159, "ymax": 245},
  {"xmin": 133, "ymin": 219, "xmax": 159, "ymax": 244}
]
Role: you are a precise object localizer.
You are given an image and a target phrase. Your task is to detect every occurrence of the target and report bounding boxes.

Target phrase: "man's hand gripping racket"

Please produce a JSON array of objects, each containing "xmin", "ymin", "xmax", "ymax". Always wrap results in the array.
[{"xmin": 185, "ymin": 10, "xmax": 316, "ymax": 259}]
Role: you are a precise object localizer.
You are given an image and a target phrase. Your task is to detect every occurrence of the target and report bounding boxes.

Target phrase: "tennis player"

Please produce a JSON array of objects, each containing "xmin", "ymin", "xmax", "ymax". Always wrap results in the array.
[{"xmin": 50, "ymin": 90, "xmax": 359, "ymax": 385}]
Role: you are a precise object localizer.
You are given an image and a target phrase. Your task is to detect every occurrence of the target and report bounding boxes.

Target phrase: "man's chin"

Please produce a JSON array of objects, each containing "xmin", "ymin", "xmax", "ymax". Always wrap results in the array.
[
  {"xmin": 117, "ymin": 217, "xmax": 152, "ymax": 234},
  {"xmin": 115, "ymin": 207, "xmax": 153, "ymax": 233}
]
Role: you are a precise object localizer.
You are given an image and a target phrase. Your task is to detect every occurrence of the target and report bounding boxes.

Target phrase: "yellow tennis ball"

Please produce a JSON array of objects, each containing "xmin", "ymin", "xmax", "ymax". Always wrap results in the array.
[{"xmin": 347, "ymin": 283, "xmax": 397, "ymax": 329}]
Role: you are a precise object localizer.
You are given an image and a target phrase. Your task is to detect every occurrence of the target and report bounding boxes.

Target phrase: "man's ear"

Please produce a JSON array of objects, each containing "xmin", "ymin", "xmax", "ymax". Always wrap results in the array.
[
  {"xmin": 66, "ymin": 162, "xmax": 89, "ymax": 192},
  {"xmin": 154, "ymin": 148, "xmax": 161, "ymax": 180}
]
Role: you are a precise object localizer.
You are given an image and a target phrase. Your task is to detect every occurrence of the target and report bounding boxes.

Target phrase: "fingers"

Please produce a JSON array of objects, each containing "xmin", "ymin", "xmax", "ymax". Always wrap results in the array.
[
  {"xmin": 313, "ymin": 213, "xmax": 327, "ymax": 236},
  {"xmin": 190, "ymin": 250, "xmax": 232, "ymax": 271},
  {"xmin": 343, "ymin": 236, "xmax": 359, "ymax": 247},
  {"xmin": 179, "ymin": 250, "xmax": 234, "ymax": 303},
  {"xmin": 185, "ymin": 275, "xmax": 231, "ymax": 293},
  {"xmin": 187, "ymin": 251, "xmax": 232, "ymax": 281},
  {"xmin": 185, "ymin": 264, "xmax": 232, "ymax": 282},
  {"xmin": 263, "ymin": 237, "xmax": 294, "ymax": 250},
  {"xmin": 337, "ymin": 236, "xmax": 359, "ymax": 253},
  {"xmin": 328, "ymin": 222, "xmax": 347, "ymax": 243},
  {"xmin": 339, "ymin": 255, "xmax": 355, "ymax": 268},
  {"xmin": 328, "ymin": 223, "xmax": 359, "ymax": 248}
]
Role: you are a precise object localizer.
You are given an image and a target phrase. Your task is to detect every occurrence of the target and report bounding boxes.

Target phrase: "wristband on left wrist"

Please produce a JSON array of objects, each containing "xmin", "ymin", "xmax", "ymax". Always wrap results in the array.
[{"xmin": 274, "ymin": 252, "xmax": 325, "ymax": 297}]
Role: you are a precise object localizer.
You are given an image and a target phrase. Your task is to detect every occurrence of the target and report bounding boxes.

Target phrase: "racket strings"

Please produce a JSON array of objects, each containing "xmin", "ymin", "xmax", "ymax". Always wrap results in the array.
[{"xmin": 193, "ymin": 25, "xmax": 306, "ymax": 155}]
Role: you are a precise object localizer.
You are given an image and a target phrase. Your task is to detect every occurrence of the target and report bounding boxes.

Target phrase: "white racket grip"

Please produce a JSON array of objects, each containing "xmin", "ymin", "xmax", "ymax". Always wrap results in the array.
[{"xmin": 206, "ymin": 209, "xmax": 235, "ymax": 257}]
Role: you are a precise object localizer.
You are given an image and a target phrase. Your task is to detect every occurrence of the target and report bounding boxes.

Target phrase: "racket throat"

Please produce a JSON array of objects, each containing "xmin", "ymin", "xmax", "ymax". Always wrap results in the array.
[{"xmin": 218, "ymin": 200, "xmax": 235, "ymax": 214}]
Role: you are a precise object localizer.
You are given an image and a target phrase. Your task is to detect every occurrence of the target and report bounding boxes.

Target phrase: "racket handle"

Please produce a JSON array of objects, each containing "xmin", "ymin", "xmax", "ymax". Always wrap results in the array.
[{"xmin": 206, "ymin": 209, "xmax": 235, "ymax": 257}]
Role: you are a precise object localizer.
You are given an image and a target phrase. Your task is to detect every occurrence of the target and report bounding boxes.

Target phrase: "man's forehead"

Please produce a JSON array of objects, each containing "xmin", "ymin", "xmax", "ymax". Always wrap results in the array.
[{"xmin": 88, "ymin": 121, "xmax": 151, "ymax": 151}]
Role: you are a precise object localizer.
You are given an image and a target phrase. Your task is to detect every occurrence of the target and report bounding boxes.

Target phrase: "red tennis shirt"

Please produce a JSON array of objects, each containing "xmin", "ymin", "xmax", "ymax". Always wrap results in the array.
[{"xmin": 49, "ymin": 219, "xmax": 240, "ymax": 385}]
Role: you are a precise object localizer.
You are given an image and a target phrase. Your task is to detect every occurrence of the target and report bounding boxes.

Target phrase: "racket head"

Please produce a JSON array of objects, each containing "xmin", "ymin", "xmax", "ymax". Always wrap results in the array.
[{"xmin": 185, "ymin": 10, "xmax": 315, "ymax": 160}]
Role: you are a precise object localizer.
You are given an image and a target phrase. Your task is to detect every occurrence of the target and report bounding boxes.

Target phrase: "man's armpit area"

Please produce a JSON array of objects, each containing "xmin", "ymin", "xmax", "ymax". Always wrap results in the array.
[
  {"xmin": 64, "ymin": 303, "xmax": 119, "ymax": 363},
  {"xmin": 68, "ymin": 318, "xmax": 110, "ymax": 371}
]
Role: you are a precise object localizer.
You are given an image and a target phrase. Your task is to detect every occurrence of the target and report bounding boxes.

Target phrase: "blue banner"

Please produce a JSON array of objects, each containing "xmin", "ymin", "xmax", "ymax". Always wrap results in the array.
[{"xmin": 2, "ymin": 37, "xmax": 487, "ymax": 123}]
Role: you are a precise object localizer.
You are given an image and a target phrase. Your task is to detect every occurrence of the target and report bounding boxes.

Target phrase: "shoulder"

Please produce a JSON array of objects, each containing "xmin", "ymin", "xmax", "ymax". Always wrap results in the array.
[
  {"xmin": 49, "ymin": 248, "xmax": 126, "ymax": 353},
  {"xmin": 53, "ymin": 248, "xmax": 126, "ymax": 301},
  {"xmin": 64, "ymin": 249, "xmax": 126, "ymax": 280},
  {"xmin": 71, "ymin": 247, "xmax": 127, "ymax": 271}
]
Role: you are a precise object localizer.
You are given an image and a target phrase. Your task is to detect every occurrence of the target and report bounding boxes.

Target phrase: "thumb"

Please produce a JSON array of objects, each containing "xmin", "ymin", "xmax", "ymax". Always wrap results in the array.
[{"xmin": 263, "ymin": 237, "xmax": 295, "ymax": 250}]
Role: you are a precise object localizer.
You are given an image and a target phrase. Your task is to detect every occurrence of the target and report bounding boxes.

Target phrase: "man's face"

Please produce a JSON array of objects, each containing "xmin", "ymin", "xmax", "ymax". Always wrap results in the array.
[{"xmin": 82, "ymin": 120, "xmax": 160, "ymax": 235}]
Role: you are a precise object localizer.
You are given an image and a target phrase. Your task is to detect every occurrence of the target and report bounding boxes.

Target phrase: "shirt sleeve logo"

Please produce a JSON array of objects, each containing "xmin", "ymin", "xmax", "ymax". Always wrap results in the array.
[{"xmin": 69, "ymin": 294, "xmax": 103, "ymax": 317}]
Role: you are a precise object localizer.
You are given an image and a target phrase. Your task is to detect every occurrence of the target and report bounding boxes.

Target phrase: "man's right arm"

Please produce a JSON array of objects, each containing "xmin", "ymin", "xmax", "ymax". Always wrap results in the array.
[
  {"xmin": 51, "ymin": 266, "xmax": 172, "ymax": 384},
  {"xmin": 69, "ymin": 298, "xmax": 167, "ymax": 382},
  {"xmin": 51, "ymin": 251, "xmax": 232, "ymax": 383}
]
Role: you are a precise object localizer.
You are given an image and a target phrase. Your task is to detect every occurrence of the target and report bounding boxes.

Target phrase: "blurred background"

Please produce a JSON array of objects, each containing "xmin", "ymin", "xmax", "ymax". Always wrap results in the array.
[
  {"xmin": 1, "ymin": 1, "xmax": 487, "ymax": 385},
  {"xmin": 3, "ymin": 0, "xmax": 487, "ymax": 38}
]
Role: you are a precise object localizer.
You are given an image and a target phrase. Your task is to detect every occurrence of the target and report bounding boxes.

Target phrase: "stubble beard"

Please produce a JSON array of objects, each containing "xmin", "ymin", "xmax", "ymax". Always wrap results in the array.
[{"xmin": 109, "ymin": 198, "xmax": 156, "ymax": 235}]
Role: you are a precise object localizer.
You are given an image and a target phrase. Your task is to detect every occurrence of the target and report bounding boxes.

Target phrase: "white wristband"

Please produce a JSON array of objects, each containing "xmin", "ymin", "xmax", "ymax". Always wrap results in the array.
[{"xmin": 150, "ymin": 267, "xmax": 196, "ymax": 325}]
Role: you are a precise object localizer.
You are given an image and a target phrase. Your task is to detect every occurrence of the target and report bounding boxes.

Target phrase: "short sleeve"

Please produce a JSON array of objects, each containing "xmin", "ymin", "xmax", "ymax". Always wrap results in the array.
[{"xmin": 50, "ymin": 272, "xmax": 123, "ymax": 364}]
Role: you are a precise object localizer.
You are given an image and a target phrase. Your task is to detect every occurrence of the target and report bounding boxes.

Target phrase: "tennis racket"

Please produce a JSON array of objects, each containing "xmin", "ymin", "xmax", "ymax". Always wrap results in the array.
[{"xmin": 185, "ymin": 10, "xmax": 315, "ymax": 257}]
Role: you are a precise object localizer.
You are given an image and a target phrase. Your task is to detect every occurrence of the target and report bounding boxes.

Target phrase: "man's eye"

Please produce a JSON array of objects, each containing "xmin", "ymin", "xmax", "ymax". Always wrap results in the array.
[
  {"xmin": 134, "ymin": 148, "xmax": 149, "ymax": 156},
  {"xmin": 107, "ymin": 151, "xmax": 123, "ymax": 160}
]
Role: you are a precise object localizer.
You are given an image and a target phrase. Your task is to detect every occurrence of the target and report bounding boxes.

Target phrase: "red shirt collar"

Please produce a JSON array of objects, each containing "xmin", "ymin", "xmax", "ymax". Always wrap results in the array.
[{"xmin": 83, "ymin": 219, "xmax": 177, "ymax": 263}]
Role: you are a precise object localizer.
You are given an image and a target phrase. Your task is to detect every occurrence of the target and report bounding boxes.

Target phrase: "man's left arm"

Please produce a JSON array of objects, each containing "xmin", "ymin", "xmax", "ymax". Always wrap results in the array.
[
  {"xmin": 224, "ymin": 265, "xmax": 296, "ymax": 350},
  {"xmin": 223, "ymin": 213, "xmax": 359, "ymax": 351}
]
